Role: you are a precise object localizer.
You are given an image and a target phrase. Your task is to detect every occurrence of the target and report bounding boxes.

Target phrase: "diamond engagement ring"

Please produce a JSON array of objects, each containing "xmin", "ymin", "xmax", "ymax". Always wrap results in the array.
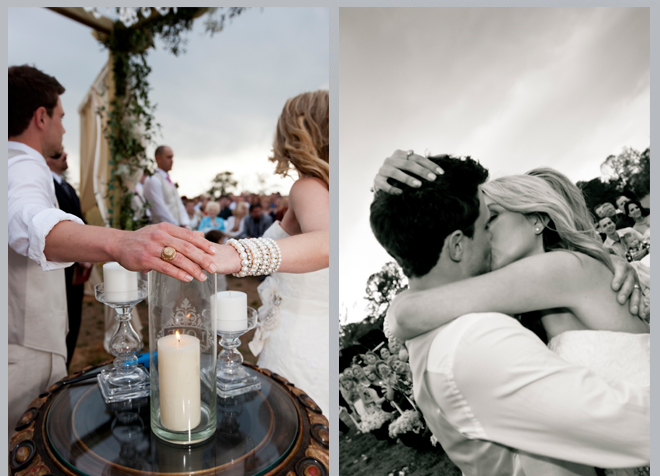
[
  {"xmin": 161, "ymin": 246, "xmax": 176, "ymax": 263},
  {"xmin": 406, "ymin": 150, "xmax": 414, "ymax": 159}
]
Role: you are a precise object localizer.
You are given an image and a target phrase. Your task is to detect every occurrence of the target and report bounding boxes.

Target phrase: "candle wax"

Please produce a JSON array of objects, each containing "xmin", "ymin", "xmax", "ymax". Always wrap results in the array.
[
  {"xmin": 103, "ymin": 262, "xmax": 138, "ymax": 302},
  {"xmin": 158, "ymin": 333, "xmax": 201, "ymax": 431}
]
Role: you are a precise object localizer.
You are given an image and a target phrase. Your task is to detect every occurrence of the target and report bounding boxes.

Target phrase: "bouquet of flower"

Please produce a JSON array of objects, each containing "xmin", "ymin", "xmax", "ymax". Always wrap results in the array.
[
  {"xmin": 359, "ymin": 409, "xmax": 393, "ymax": 433},
  {"xmin": 388, "ymin": 410, "xmax": 426, "ymax": 439}
]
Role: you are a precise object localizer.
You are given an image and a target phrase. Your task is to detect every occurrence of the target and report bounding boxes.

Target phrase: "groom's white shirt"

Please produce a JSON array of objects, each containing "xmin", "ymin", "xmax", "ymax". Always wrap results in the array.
[{"xmin": 407, "ymin": 312, "xmax": 649, "ymax": 476}]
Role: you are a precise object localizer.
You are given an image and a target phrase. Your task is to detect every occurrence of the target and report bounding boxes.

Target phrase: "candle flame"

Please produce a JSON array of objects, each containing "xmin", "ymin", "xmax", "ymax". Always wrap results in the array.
[
  {"xmin": 186, "ymin": 313, "xmax": 191, "ymax": 319},
  {"xmin": 175, "ymin": 330, "xmax": 180, "ymax": 343}
]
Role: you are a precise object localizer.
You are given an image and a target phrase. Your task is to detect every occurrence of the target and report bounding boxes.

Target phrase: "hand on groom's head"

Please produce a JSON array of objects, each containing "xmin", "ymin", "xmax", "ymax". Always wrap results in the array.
[{"xmin": 374, "ymin": 149, "xmax": 445, "ymax": 195}]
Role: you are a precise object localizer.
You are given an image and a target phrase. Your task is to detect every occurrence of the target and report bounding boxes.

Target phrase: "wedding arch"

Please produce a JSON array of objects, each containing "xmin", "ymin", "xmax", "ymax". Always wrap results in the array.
[{"xmin": 47, "ymin": 7, "xmax": 247, "ymax": 230}]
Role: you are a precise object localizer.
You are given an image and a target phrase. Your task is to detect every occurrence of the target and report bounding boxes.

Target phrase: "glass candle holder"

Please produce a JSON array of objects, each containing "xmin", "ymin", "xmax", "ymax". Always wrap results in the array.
[
  {"xmin": 94, "ymin": 281, "xmax": 149, "ymax": 403},
  {"xmin": 148, "ymin": 270, "xmax": 217, "ymax": 445},
  {"xmin": 216, "ymin": 308, "xmax": 260, "ymax": 397}
]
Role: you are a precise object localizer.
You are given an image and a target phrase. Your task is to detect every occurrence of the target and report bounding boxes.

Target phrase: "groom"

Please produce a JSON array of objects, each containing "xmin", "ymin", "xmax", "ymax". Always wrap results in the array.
[{"xmin": 369, "ymin": 154, "xmax": 649, "ymax": 475}]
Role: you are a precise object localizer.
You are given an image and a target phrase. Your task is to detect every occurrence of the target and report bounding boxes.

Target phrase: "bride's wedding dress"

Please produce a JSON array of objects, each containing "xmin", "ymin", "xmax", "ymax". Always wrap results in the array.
[
  {"xmin": 521, "ymin": 330, "xmax": 650, "ymax": 476},
  {"xmin": 248, "ymin": 221, "xmax": 329, "ymax": 417}
]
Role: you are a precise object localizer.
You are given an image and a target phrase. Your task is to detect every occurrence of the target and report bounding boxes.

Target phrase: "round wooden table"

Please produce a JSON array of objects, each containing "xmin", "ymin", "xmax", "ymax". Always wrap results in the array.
[{"xmin": 9, "ymin": 362, "xmax": 329, "ymax": 476}]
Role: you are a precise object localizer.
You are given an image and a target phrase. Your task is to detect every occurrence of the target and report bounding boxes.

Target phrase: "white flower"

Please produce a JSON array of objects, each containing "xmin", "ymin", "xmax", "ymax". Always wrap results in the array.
[
  {"xmin": 388, "ymin": 410, "xmax": 425, "ymax": 438},
  {"xmin": 115, "ymin": 163, "xmax": 131, "ymax": 177},
  {"xmin": 358, "ymin": 409, "xmax": 392, "ymax": 433}
]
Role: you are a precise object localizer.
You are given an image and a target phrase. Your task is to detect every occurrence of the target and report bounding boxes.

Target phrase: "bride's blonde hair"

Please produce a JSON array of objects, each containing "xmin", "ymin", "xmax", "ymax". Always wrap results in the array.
[
  {"xmin": 482, "ymin": 173, "xmax": 613, "ymax": 272},
  {"xmin": 525, "ymin": 167, "xmax": 599, "ymax": 241},
  {"xmin": 270, "ymin": 90, "xmax": 329, "ymax": 188}
]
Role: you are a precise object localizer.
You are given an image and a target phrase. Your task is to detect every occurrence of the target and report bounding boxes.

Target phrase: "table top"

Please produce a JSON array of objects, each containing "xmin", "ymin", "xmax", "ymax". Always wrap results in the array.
[{"xmin": 10, "ymin": 362, "xmax": 329, "ymax": 476}]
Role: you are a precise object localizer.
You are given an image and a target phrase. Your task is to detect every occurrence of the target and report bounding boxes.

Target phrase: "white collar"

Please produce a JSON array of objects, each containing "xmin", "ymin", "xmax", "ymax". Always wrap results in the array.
[
  {"xmin": 155, "ymin": 168, "xmax": 169, "ymax": 177},
  {"xmin": 8, "ymin": 141, "xmax": 45, "ymax": 161},
  {"xmin": 605, "ymin": 233, "xmax": 621, "ymax": 244},
  {"xmin": 50, "ymin": 171, "xmax": 63, "ymax": 184}
]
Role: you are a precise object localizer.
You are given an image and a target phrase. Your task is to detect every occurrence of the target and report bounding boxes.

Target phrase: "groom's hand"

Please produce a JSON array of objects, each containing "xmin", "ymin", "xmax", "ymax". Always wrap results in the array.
[
  {"xmin": 374, "ymin": 150, "xmax": 445, "ymax": 195},
  {"xmin": 611, "ymin": 257, "xmax": 647, "ymax": 320}
]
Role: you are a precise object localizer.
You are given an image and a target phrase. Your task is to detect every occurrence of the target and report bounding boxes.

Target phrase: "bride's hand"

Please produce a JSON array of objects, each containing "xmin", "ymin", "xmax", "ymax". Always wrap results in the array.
[
  {"xmin": 208, "ymin": 243, "xmax": 243, "ymax": 275},
  {"xmin": 611, "ymin": 257, "xmax": 648, "ymax": 320},
  {"xmin": 373, "ymin": 150, "xmax": 445, "ymax": 195}
]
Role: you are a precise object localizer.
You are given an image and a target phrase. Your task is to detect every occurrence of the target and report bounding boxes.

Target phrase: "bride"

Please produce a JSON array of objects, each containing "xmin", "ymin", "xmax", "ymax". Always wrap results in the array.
[
  {"xmin": 209, "ymin": 90, "xmax": 329, "ymax": 417},
  {"xmin": 375, "ymin": 152, "xmax": 649, "ymax": 476}
]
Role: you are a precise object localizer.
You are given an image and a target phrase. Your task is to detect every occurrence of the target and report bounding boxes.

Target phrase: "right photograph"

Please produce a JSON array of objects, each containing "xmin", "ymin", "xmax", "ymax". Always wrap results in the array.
[{"xmin": 339, "ymin": 7, "xmax": 650, "ymax": 476}]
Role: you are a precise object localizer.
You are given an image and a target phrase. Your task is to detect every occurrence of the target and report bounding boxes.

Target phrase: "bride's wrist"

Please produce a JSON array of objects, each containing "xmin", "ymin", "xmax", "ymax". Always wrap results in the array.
[{"xmin": 212, "ymin": 243, "xmax": 242, "ymax": 274}]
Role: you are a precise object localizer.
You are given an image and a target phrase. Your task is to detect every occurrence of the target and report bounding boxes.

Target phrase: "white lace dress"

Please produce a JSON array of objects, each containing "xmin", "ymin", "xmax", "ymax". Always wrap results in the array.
[
  {"xmin": 522, "ymin": 330, "xmax": 650, "ymax": 476},
  {"xmin": 248, "ymin": 222, "xmax": 329, "ymax": 416}
]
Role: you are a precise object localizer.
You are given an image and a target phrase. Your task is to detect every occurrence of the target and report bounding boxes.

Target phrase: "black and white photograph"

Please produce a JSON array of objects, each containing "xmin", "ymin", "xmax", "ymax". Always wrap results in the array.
[{"xmin": 339, "ymin": 8, "xmax": 650, "ymax": 476}]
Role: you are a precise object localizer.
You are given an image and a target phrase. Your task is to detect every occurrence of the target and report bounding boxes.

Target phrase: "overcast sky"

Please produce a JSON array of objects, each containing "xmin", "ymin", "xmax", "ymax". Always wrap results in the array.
[
  {"xmin": 339, "ymin": 7, "xmax": 650, "ymax": 324},
  {"xmin": 9, "ymin": 7, "xmax": 329, "ymax": 197}
]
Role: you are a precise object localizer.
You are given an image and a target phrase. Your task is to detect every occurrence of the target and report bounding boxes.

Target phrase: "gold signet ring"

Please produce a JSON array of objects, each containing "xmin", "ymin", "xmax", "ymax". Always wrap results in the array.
[{"xmin": 161, "ymin": 246, "xmax": 176, "ymax": 263}]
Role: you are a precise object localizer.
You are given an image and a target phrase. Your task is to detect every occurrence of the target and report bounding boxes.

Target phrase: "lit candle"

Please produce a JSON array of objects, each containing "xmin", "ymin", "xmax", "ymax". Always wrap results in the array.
[
  {"xmin": 158, "ymin": 331, "xmax": 201, "ymax": 431},
  {"xmin": 103, "ymin": 262, "xmax": 138, "ymax": 302},
  {"xmin": 216, "ymin": 291, "xmax": 248, "ymax": 332}
]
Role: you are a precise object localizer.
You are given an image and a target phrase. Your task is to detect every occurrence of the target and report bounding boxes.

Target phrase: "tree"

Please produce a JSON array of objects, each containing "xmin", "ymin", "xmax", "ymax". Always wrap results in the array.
[
  {"xmin": 339, "ymin": 261, "xmax": 408, "ymax": 350},
  {"xmin": 207, "ymin": 171, "xmax": 238, "ymax": 198},
  {"xmin": 600, "ymin": 147, "xmax": 650, "ymax": 200},
  {"xmin": 576, "ymin": 177, "xmax": 620, "ymax": 213},
  {"xmin": 364, "ymin": 261, "xmax": 408, "ymax": 326}
]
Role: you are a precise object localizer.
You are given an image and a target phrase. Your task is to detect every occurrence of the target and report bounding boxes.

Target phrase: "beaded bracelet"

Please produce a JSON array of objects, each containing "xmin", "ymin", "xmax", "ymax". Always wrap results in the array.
[{"xmin": 227, "ymin": 237, "xmax": 282, "ymax": 277}]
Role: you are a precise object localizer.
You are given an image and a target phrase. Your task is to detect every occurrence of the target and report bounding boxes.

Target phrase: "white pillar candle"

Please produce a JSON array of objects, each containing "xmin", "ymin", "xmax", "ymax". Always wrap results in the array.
[
  {"xmin": 103, "ymin": 262, "xmax": 138, "ymax": 302},
  {"xmin": 216, "ymin": 291, "xmax": 248, "ymax": 332},
  {"xmin": 158, "ymin": 332, "xmax": 201, "ymax": 431}
]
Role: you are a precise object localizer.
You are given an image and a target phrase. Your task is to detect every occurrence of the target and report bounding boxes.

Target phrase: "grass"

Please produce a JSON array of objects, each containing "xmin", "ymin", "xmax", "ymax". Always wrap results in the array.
[{"xmin": 339, "ymin": 424, "xmax": 461, "ymax": 476}]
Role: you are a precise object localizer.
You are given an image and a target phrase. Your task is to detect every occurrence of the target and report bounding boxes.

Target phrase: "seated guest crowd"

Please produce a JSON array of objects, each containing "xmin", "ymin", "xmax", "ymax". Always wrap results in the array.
[
  {"xmin": 593, "ymin": 195, "xmax": 650, "ymax": 320},
  {"xmin": 339, "ymin": 338, "xmax": 416, "ymax": 429},
  {"xmin": 594, "ymin": 195, "xmax": 650, "ymax": 265},
  {"xmin": 134, "ymin": 160, "xmax": 289, "ymax": 244}
]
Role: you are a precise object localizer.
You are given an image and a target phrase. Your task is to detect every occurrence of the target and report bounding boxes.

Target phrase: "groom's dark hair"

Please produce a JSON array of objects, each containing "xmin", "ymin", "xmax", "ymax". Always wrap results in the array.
[{"xmin": 370, "ymin": 155, "xmax": 488, "ymax": 278}]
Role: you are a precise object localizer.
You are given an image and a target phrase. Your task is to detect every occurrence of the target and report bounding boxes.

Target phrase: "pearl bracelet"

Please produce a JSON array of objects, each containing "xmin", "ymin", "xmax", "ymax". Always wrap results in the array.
[{"xmin": 227, "ymin": 237, "xmax": 282, "ymax": 277}]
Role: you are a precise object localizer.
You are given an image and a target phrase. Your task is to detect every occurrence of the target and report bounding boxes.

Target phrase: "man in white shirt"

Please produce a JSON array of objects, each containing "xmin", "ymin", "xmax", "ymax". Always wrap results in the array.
[
  {"xmin": 143, "ymin": 146, "xmax": 190, "ymax": 227},
  {"xmin": 599, "ymin": 216, "xmax": 646, "ymax": 260},
  {"xmin": 370, "ymin": 153, "xmax": 649, "ymax": 475},
  {"xmin": 8, "ymin": 66, "xmax": 218, "ymax": 439},
  {"xmin": 599, "ymin": 216, "xmax": 628, "ymax": 259}
]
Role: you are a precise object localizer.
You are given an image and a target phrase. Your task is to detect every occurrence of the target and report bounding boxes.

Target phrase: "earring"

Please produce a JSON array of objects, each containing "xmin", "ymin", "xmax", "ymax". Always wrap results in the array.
[{"xmin": 535, "ymin": 227, "xmax": 541, "ymax": 233}]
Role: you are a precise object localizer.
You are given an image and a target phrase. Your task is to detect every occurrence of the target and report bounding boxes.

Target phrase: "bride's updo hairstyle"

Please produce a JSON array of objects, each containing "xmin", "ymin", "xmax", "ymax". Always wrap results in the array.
[
  {"xmin": 270, "ymin": 90, "xmax": 329, "ymax": 188},
  {"xmin": 481, "ymin": 173, "xmax": 613, "ymax": 272}
]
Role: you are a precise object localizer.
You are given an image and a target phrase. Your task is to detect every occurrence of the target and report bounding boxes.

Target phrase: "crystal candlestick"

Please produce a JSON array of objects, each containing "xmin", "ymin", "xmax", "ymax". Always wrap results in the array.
[
  {"xmin": 95, "ymin": 282, "xmax": 149, "ymax": 403},
  {"xmin": 216, "ymin": 308, "xmax": 261, "ymax": 397}
]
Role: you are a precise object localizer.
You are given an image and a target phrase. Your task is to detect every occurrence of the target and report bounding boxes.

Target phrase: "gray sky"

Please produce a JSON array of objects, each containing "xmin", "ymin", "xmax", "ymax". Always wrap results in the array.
[
  {"xmin": 9, "ymin": 7, "xmax": 329, "ymax": 197},
  {"xmin": 339, "ymin": 7, "xmax": 650, "ymax": 324}
]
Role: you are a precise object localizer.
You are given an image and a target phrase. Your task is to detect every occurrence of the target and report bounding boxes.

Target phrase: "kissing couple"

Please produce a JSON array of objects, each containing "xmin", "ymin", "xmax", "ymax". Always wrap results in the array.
[{"xmin": 369, "ymin": 151, "xmax": 650, "ymax": 476}]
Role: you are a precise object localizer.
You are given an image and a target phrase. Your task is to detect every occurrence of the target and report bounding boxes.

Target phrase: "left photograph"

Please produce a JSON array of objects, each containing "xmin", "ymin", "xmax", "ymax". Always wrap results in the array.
[{"xmin": 8, "ymin": 7, "xmax": 329, "ymax": 475}]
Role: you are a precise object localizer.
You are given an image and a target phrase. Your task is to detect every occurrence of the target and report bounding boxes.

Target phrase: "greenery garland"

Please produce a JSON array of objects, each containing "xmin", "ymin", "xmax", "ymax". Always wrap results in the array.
[{"xmin": 96, "ymin": 7, "xmax": 247, "ymax": 230}]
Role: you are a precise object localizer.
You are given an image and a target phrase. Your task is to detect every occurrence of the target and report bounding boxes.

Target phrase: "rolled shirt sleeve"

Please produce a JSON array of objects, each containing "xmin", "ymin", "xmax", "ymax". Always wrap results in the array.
[
  {"xmin": 428, "ymin": 313, "xmax": 649, "ymax": 468},
  {"xmin": 8, "ymin": 150, "xmax": 85, "ymax": 271}
]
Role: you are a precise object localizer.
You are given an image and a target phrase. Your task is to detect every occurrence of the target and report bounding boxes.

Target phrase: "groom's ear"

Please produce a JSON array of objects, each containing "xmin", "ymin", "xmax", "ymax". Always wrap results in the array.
[{"xmin": 446, "ymin": 230, "xmax": 465, "ymax": 263}]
